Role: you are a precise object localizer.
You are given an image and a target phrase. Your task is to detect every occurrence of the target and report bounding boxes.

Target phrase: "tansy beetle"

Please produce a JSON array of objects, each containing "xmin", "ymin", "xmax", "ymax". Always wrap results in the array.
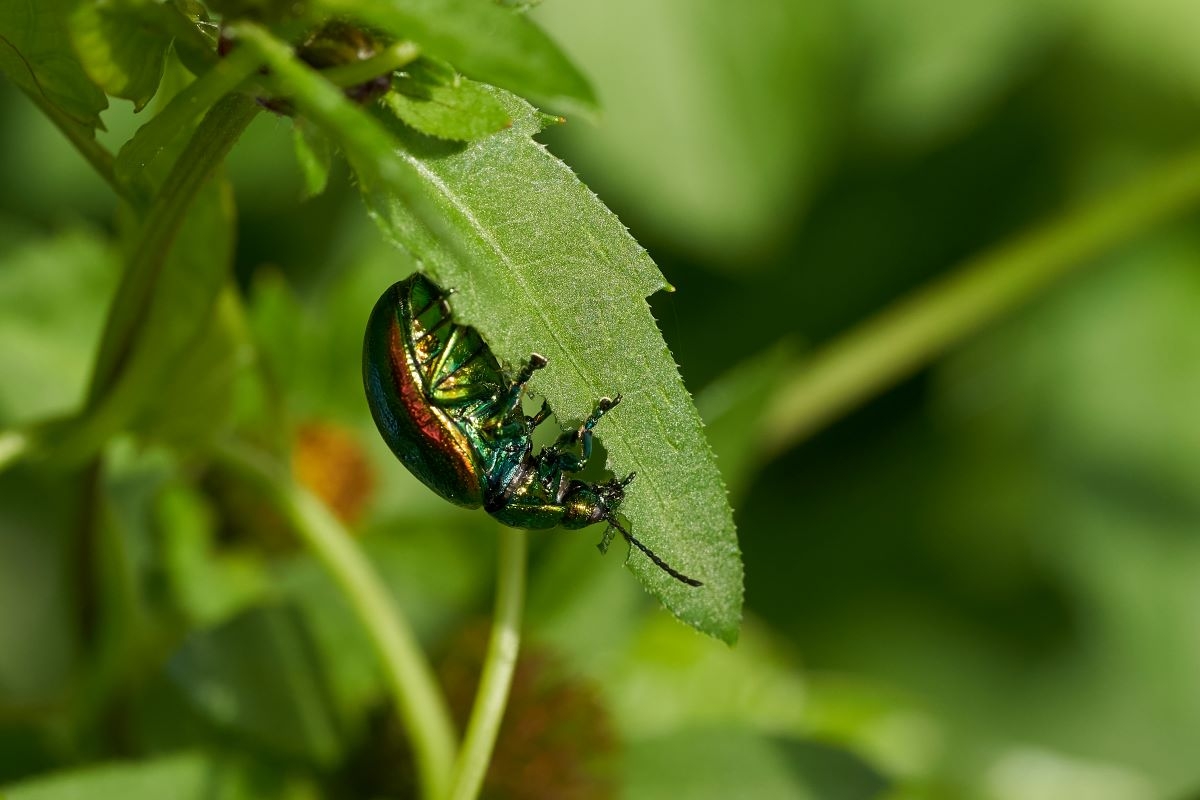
[{"xmin": 362, "ymin": 273, "xmax": 702, "ymax": 586}]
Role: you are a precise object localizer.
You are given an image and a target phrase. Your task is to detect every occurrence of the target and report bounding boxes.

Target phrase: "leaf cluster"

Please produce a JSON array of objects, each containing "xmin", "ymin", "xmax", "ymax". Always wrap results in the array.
[{"xmin": 0, "ymin": 0, "xmax": 755, "ymax": 798}]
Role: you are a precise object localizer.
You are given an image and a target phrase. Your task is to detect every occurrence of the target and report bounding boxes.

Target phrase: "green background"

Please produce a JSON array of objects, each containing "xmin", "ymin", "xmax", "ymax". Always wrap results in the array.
[{"xmin": 3, "ymin": 0, "xmax": 1199, "ymax": 797}]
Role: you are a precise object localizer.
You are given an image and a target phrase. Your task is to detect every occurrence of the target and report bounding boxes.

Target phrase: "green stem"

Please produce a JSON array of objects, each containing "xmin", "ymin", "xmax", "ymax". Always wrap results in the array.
[
  {"xmin": 88, "ymin": 92, "xmax": 258, "ymax": 403},
  {"xmin": 321, "ymin": 40, "xmax": 420, "ymax": 88},
  {"xmin": 218, "ymin": 444, "xmax": 458, "ymax": 800},
  {"xmin": 226, "ymin": 23, "xmax": 458, "ymax": 253},
  {"xmin": 447, "ymin": 527, "xmax": 527, "ymax": 800},
  {"xmin": 116, "ymin": 45, "xmax": 263, "ymax": 196},
  {"xmin": 760, "ymin": 145, "xmax": 1200, "ymax": 456}
]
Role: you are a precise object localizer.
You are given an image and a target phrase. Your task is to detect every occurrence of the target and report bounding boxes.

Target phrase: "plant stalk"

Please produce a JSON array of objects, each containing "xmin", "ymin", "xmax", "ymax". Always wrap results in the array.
[
  {"xmin": 88, "ymin": 92, "xmax": 259, "ymax": 402},
  {"xmin": 446, "ymin": 527, "xmax": 527, "ymax": 800},
  {"xmin": 760, "ymin": 145, "xmax": 1200, "ymax": 456},
  {"xmin": 321, "ymin": 40, "xmax": 420, "ymax": 88},
  {"xmin": 218, "ymin": 443, "xmax": 458, "ymax": 800}
]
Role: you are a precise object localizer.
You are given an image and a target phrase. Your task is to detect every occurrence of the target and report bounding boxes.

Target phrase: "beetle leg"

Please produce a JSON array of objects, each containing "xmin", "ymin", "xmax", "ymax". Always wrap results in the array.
[
  {"xmin": 490, "ymin": 354, "xmax": 548, "ymax": 423},
  {"xmin": 515, "ymin": 353, "xmax": 548, "ymax": 387},
  {"xmin": 528, "ymin": 399, "xmax": 552, "ymax": 428},
  {"xmin": 551, "ymin": 471, "xmax": 571, "ymax": 503},
  {"xmin": 596, "ymin": 524, "xmax": 617, "ymax": 554},
  {"xmin": 582, "ymin": 394, "xmax": 621, "ymax": 433}
]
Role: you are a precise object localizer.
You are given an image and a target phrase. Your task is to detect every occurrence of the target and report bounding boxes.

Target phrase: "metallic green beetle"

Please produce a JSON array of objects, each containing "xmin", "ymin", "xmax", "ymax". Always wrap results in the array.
[{"xmin": 363, "ymin": 273, "xmax": 701, "ymax": 586}]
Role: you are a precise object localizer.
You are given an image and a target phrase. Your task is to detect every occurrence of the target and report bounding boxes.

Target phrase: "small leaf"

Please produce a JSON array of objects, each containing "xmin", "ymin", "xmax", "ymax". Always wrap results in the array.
[
  {"xmin": 166, "ymin": 604, "xmax": 345, "ymax": 764},
  {"xmin": 293, "ymin": 118, "xmax": 333, "ymax": 198},
  {"xmin": 382, "ymin": 60, "xmax": 512, "ymax": 142},
  {"xmin": 69, "ymin": 0, "xmax": 173, "ymax": 112},
  {"xmin": 312, "ymin": 0, "xmax": 597, "ymax": 117},
  {"xmin": 361, "ymin": 89, "xmax": 743, "ymax": 643},
  {"xmin": 0, "ymin": 0, "xmax": 108, "ymax": 136}
]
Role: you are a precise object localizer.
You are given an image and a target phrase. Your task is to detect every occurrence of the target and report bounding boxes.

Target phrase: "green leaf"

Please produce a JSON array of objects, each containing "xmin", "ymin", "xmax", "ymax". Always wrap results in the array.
[
  {"xmin": 166, "ymin": 605, "xmax": 345, "ymax": 764},
  {"xmin": 292, "ymin": 118, "xmax": 333, "ymax": 198},
  {"xmin": 362, "ymin": 90, "xmax": 743, "ymax": 642},
  {"xmin": 68, "ymin": 0, "xmax": 173, "ymax": 112},
  {"xmin": 0, "ymin": 0, "xmax": 108, "ymax": 137},
  {"xmin": 311, "ymin": 0, "xmax": 597, "ymax": 117},
  {"xmin": 382, "ymin": 60, "xmax": 511, "ymax": 142}
]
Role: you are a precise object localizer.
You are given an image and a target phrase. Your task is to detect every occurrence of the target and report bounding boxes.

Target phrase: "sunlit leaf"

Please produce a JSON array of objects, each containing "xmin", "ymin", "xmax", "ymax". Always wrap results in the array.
[
  {"xmin": 362, "ymin": 89, "xmax": 742, "ymax": 643},
  {"xmin": 382, "ymin": 60, "xmax": 511, "ymax": 142}
]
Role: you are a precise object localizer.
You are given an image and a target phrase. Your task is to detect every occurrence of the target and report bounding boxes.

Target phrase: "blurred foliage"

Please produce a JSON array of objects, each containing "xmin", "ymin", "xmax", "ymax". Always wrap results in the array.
[{"xmin": 3, "ymin": 0, "xmax": 1200, "ymax": 798}]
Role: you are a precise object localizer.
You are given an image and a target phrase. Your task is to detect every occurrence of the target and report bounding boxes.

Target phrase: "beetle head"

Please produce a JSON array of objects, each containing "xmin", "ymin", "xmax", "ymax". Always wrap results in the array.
[
  {"xmin": 563, "ymin": 474, "xmax": 703, "ymax": 587},
  {"xmin": 559, "ymin": 474, "xmax": 631, "ymax": 529}
]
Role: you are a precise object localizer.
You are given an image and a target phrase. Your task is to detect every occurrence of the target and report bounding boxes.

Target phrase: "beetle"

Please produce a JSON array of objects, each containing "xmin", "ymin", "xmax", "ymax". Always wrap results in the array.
[{"xmin": 363, "ymin": 273, "xmax": 701, "ymax": 587}]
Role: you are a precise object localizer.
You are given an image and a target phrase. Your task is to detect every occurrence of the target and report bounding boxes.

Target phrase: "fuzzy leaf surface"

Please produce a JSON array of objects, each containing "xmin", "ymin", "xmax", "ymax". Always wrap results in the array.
[
  {"xmin": 383, "ymin": 65, "xmax": 511, "ymax": 142},
  {"xmin": 361, "ymin": 91, "xmax": 742, "ymax": 642}
]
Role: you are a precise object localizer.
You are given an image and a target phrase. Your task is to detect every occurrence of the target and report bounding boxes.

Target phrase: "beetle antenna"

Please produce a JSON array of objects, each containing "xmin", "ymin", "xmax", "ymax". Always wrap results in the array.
[{"xmin": 605, "ymin": 515, "xmax": 702, "ymax": 587}]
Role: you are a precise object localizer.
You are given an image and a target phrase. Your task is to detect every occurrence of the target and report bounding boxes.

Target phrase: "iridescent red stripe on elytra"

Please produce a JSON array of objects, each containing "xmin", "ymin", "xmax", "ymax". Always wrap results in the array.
[{"xmin": 388, "ymin": 316, "xmax": 478, "ymax": 497}]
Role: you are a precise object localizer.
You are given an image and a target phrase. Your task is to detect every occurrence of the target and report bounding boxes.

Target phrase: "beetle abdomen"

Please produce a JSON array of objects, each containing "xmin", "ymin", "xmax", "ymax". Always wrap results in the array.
[{"xmin": 363, "ymin": 280, "xmax": 485, "ymax": 508}]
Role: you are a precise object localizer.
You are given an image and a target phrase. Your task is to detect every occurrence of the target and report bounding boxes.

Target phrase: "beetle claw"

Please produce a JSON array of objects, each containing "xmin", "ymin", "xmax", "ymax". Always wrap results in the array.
[{"xmin": 598, "ymin": 394, "xmax": 621, "ymax": 412}]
